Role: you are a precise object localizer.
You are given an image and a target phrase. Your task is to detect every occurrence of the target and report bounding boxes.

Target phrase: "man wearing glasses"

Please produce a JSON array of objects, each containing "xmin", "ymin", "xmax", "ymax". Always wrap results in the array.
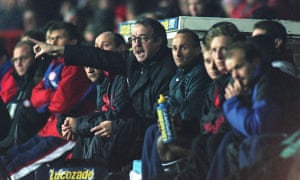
[
  {"xmin": 32, "ymin": 17, "xmax": 177, "ymax": 173},
  {"xmin": 0, "ymin": 22, "xmax": 94, "ymax": 179},
  {"xmin": 0, "ymin": 41, "xmax": 49, "ymax": 149},
  {"xmin": 0, "ymin": 41, "xmax": 35, "ymax": 104}
]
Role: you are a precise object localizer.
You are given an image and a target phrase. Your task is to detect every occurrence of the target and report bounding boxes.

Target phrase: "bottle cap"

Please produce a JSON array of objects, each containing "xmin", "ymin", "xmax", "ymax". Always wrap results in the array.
[{"xmin": 158, "ymin": 94, "xmax": 166, "ymax": 103}]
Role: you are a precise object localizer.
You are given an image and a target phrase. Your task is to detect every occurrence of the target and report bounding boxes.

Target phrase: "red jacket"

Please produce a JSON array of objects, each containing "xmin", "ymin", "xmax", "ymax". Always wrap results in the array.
[
  {"xmin": 31, "ymin": 57, "xmax": 95, "ymax": 137},
  {"xmin": 0, "ymin": 68, "xmax": 17, "ymax": 104}
]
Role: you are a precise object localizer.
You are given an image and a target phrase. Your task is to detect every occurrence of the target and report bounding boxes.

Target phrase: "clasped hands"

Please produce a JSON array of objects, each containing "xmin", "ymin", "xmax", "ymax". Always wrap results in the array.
[{"xmin": 61, "ymin": 116, "xmax": 112, "ymax": 141}]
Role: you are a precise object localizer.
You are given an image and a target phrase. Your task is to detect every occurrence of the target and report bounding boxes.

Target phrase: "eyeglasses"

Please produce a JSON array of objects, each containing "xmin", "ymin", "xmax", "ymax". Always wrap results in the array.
[
  {"xmin": 128, "ymin": 35, "xmax": 152, "ymax": 43},
  {"xmin": 11, "ymin": 55, "xmax": 32, "ymax": 63}
]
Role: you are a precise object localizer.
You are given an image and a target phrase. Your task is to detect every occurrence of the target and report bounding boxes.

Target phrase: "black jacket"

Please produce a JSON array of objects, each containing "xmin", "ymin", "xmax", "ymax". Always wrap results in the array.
[
  {"xmin": 58, "ymin": 74, "xmax": 134, "ymax": 137},
  {"xmin": 64, "ymin": 45, "xmax": 177, "ymax": 126},
  {"xmin": 0, "ymin": 61, "xmax": 50, "ymax": 149},
  {"xmin": 200, "ymin": 74, "xmax": 232, "ymax": 135},
  {"xmin": 168, "ymin": 60, "xmax": 211, "ymax": 137},
  {"xmin": 0, "ymin": 98, "xmax": 10, "ymax": 140}
]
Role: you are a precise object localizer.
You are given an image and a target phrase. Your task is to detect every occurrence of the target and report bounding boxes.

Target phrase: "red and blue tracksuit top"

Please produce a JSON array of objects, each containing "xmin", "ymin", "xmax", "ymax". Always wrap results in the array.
[{"xmin": 31, "ymin": 56, "xmax": 96, "ymax": 138}]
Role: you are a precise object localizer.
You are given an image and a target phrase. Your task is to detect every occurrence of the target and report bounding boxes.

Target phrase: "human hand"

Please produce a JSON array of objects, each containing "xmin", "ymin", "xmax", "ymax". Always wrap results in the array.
[
  {"xmin": 29, "ymin": 38, "xmax": 64, "ymax": 58},
  {"xmin": 224, "ymin": 80, "xmax": 244, "ymax": 99},
  {"xmin": 62, "ymin": 130, "xmax": 75, "ymax": 141},
  {"xmin": 90, "ymin": 120, "xmax": 112, "ymax": 137},
  {"xmin": 61, "ymin": 117, "xmax": 77, "ymax": 140},
  {"xmin": 63, "ymin": 116, "xmax": 77, "ymax": 133}
]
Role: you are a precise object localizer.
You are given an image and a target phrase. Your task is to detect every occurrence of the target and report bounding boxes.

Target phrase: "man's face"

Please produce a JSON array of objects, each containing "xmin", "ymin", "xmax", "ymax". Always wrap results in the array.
[
  {"xmin": 131, "ymin": 24, "xmax": 161, "ymax": 63},
  {"xmin": 83, "ymin": 66, "xmax": 102, "ymax": 82},
  {"xmin": 12, "ymin": 45, "xmax": 34, "ymax": 76},
  {"xmin": 203, "ymin": 49, "xmax": 222, "ymax": 80},
  {"xmin": 252, "ymin": 28, "xmax": 267, "ymax": 37},
  {"xmin": 225, "ymin": 49, "xmax": 258, "ymax": 87},
  {"xmin": 171, "ymin": 33, "xmax": 200, "ymax": 69},
  {"xmin": 46, "ymin": 29, "xmax": 74, "ymax": 46},
  {"xmin": 84, "ymin": 31, "xmax": 123, "ymax": 82},
  {"xmin": 94, "ymin": 32, "xmax": 117, "ymax": 51},
  {"xmin": 252, "ymin": 27, "xmax": 282, "ymax": 50},
  {"xmin": 210, "ymin": 35, "xmax": 232, "ymax": 74},
  {"xmin": 188, "ymin": 0, "xmax": 206, "ymax": 16}
]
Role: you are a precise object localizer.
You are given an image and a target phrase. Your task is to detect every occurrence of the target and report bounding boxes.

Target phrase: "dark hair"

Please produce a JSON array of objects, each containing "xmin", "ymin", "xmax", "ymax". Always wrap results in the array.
[
  {"xmin": 135, "ymin": 17, "xmax": 167, "ymax": 46},
  {"xmin": 253, "ymin": 20, "xmax": 287, "ymax": 51},
  {"xmin": 177, "ymin": 29, "xmax": 201, "ymax": 47},
  {"xmin": 113, "ymin": 32, "xmax": 126, "ymax": 48},
  {"xmin": 21, "ymin": 30, "xmax": 45, "ymax": 42},
  {"xmin": 247, "ymin": 35, "xmax": 275, "ymax": 64},
  {"xmin": 225, "ymin": 41, "xmax": 262, "ymax": 63},
  {"xmin": 46, "ymin": 21, "xmax": 81, "ymax": 42}
]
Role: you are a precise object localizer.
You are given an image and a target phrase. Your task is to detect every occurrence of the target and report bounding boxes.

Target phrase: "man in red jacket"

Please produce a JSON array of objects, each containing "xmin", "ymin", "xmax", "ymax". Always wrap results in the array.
[
  {"xmin": 31, "ymin": 21, "xmax": 94, "ymax": 137},
  {"xmin": 0, "ymin": 41, "xmax": 48, "ymax": 147},
  {"xmin": 0, "ymin": 21, "xmax": 95, "ymax": 179},
  {"xmin": 0, "ymin": 41, "xmax": 34, "ymax": 105}
]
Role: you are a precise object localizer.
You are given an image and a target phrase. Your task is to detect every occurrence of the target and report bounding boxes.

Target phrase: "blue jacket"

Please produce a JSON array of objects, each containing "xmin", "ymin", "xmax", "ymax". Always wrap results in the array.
[{"xmin": 223, "ymin": 68, "xmax": 300, "ymax": 137}]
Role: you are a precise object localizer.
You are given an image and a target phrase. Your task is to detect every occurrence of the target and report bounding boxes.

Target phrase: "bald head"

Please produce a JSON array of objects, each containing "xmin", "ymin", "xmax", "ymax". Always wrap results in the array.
[{"xmin": 94, "ymin": 31, "xmax": 126, "ymax": 52}]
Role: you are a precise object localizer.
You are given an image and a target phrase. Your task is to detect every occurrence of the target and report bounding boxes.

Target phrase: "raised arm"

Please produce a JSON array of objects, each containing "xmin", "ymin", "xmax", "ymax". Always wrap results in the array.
[
  {"xmin": 29, "ymin": 38, "xmax": 65, "ymax": 58},
  {"xmin": 30, "ymin": 38, "xmax": 129, "ymax": 76}
]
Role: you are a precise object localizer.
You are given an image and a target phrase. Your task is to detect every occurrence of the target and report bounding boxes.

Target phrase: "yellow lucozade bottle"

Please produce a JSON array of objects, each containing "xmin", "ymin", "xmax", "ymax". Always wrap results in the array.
[{"xmin": 156, "ymin": 94, "xmax": 176, "ymax": 143}]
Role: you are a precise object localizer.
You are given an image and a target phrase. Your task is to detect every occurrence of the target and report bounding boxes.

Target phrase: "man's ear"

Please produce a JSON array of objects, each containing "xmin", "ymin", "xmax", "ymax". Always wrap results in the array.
[{"xmin": 274, "ymin": 38, "xmax": 283, "ymax": 49}]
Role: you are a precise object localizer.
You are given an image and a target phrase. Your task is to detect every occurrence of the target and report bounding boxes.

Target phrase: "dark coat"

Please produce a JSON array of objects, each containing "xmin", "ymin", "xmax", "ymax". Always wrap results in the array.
[
  {"xmin": 0, "ymin": 98, "xmax": 10, "ymax": 141},
  {"xmin": 63, "ymin": 45, "xmax": 177, "ymax": 169},
  {"xmin": 168, "ymin": 61, "xmax": 211, "ymax": 138},
  {"xmin": 56, "ymin": 73, "xmax": 133, "ymax": 160},
  {"xmin": 0, "ymin": 61, "xmax": 50, "ymax": 149},
  {"xmin": 200, "ymin": 75, "xmax": 232, "ymax": 136},
  {"xmin": 58, "ymin": 74, "xmax": 133, "ymax": 138},
  {"xmin": 173, "ymin": 75, "xmax": 232, "ymax": 180},
  {"xmin": 64, "ymin": 45, "xmax": 177, "ymax": 126}
]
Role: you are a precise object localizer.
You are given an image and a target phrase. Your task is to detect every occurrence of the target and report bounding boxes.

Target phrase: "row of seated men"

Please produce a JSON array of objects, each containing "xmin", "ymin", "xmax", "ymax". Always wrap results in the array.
[{"xmin": 0, "ymin": 17, "xmax": 299, "ymax": 180}]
